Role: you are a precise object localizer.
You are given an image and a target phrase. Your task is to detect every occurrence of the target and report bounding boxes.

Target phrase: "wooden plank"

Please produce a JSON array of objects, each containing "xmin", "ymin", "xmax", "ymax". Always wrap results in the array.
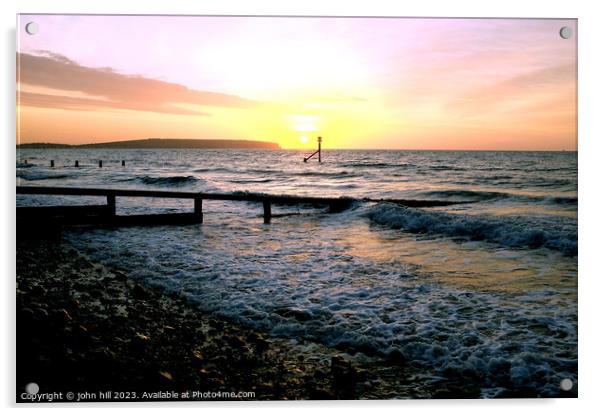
[
  {"xmin": 16, "ymin": 186, "xmax": 354, "ymax": 206},
  {"xmin": 14, "ymin": 185, "xmax": 468, "ymax": 229},
  {"xmin": 107, "ymin": 194, "xmax": 116, "ymax": 216},
  {"xmin": 17, "ymin": 205, "xmax": 110, "ymax": 217},
  {"xmin": 17, "ymin": 210, "xmax": 203, "ymax": 227},
  {"xmin": 16, "ymin": 186, "xmax": 358, "ymax": 228},
  {"xmin": 16, "ymin": 186, "xmax": 464, "ymax": 210},
  {"xmin": 194, "ymin": 196, "xmax": 203, "ymax": 223},
  {"xmin": 263, "ymin": 201, "xmax": 271, "ymax": 224},
  {"xmin": 111, "ymin": 213, "xmax": 203, "ymax": 226},
  {"xmin": 17, "ymin": 185, "xmax": 199, "ymax": 199}
]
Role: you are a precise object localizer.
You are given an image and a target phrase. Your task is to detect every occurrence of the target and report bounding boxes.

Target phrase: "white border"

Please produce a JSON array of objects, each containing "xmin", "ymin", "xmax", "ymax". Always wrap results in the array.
[{"xmin": 3, "ymin": 1, "xmax": 600, "ymax": 415}]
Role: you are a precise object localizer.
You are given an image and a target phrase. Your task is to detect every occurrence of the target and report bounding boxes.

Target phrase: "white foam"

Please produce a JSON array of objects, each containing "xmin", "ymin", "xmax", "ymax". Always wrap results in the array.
[
  {"xmin": 67, "ymin": 210, "xmax": 577, "ymax": 397},
  {"xmin": 366, "ymin": 203, "xmax": 577, "ymax": 256}
]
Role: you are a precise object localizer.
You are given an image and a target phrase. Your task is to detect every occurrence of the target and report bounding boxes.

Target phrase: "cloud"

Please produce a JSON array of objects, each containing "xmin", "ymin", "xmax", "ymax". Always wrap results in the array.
[
  {"xmin": 18, "ymin": 91, "xmax": 210, "ymax": 116},
  {"xmin": 17, "ymin": 51, "xmax": 260, "ymax": 115},
  {"xmin": 443, "ymin": 64, "xmax": 576, "ymax": 116},
  {"xmin": 495, "ymin": 64, "xmax": 575, "ymax": 91}
]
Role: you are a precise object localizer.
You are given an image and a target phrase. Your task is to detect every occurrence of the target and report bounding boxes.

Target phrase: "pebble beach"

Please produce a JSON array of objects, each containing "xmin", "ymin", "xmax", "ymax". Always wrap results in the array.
[{"xmin": 17, "ymin": 234, "xmax": 455, "ymax": 401}]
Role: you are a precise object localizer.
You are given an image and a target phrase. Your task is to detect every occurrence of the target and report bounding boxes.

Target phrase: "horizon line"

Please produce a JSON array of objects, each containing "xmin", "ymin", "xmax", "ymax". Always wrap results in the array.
[
  {"xmin": 17, "ymin": 137, "xmax": 577, "ymax": 152},
  {"xmin": 16, "ymin": 144, "xmax": 577, "ymax": 152}
]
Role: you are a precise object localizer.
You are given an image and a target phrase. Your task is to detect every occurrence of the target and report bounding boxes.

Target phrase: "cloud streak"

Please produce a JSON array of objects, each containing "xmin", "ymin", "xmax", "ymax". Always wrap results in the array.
[
  {"xmin": 443, "ymin": 64, "xmax": 576, "ymax": 116},
  {"xmin": 17, "ymin": 51, "xmax": 260, "ymax": 115}
]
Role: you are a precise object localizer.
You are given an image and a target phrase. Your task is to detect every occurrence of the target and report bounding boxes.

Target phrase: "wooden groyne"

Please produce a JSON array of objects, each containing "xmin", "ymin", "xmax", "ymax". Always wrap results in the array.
[
  {"xmin": 16, "ymin": 186, "xmax": 354, "ymax": 226},
  {"xmin": 16, "ymin": 186, "xmax": 466, "ymax": 228}
]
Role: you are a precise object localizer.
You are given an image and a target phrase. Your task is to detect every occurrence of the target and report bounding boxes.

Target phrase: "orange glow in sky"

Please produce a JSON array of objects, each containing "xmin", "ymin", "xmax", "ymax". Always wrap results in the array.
[{"xmin": 17, "ymin": 16, "xmax": 577, "ymax": 150}]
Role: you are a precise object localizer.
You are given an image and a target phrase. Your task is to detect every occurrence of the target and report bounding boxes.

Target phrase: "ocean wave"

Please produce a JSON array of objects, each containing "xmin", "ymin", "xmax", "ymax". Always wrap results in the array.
[
  {"xmin": 485, "ymin": 175, "xmax": 514, "ymax": 180},
  {"xmin": 119, "ymin": 175, "xmax": 199, "ymax": 187},
  {"xmin": 421, "ymin": 189, "xmax": 577, "ymax": 206},
  {"xmin": 66, "ymin": 199, "xmax": 577, "ymax": 397},
  {"xmin": 366, "ymin": 203, "xmax": 577, "ymax": 256},
  {"xmin": 227, "ymin": 178, "xmax": 273, "ymax": 184},
  {"xmin": 420, "ymin": 189, "xmax": 511, "ymax": 202},
  {"xmin": 296, "ymin": 170, "xmax": 357, "ymax": 178},
  {"xmin": 192, "ymin": 167, "xmax": 235, "ymax": 173},
  {"xmin": 340, "ymin": 162, "xmax": 410, "ymax": 169},
  {"xmin": 545, "ymin": 196, "xmax": 578, "ymax": 205},
  {"xmin": 245, "ymin": 168, "xmax": 284, "ymax": 175},
  {"xmin": 16, "ymin": 170, "xmax": 74, "ymax": 181},
  {"xmin": 425, "ymin": 165, "xmax": 467, "ymax": 171},
  {"xmin": 526, "ymin": 177, "xmax": 575, "ymax": 188},
  {"xmin": 193, "ymin": 167, "xmax": 286, "ymax": 176},
  {"xmin": 69, "ymin": 223, "xmax": 578, "ymax": 397}
]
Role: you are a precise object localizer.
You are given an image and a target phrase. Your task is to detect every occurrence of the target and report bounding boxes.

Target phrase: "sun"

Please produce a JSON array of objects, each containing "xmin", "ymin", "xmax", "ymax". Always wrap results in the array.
[{"xmin": 300, "ymin": 135, "xmax": 309, "ymax": 144}]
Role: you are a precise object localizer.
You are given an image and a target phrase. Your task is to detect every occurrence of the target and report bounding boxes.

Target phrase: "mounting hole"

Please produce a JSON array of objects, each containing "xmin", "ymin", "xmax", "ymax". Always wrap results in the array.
[
  {"xmin": 559, "ymin": 26, "xmax": 572, "ymax": 39},
  {"xmin": 25, "ymin": 22, "xmax": 39, "ymax": 35},
  {"xmin": 25, "ymin": 382, "xmax": 39, "ymax": 395},
  {"xmin": 560, "ymin": 378, "xmax": 573, "ymax": 391}
]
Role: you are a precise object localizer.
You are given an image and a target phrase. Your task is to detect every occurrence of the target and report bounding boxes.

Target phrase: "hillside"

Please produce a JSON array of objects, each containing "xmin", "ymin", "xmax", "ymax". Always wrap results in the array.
[{"xmin": 17, "ymin": 138, "xmax": 281, "ymax": 150}]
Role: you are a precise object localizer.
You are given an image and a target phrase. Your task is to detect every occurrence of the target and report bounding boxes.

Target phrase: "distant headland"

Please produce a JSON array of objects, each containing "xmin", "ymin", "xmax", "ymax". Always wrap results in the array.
[{"xmin": 17, "ymin": 138, "xmax": 281, "ymax": 150}]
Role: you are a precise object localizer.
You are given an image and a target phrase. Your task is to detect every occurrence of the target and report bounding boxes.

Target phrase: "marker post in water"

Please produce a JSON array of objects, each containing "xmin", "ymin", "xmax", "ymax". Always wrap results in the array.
[{"xmin": 303, "ymin": 136, "xmax": 323, "ymax": 163}]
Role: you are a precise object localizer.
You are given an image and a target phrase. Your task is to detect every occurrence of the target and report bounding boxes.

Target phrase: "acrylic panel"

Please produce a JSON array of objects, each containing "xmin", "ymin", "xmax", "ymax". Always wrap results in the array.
[{"xmin": 16, "ymin": 14, "xmax": 577, "ymax": 402}]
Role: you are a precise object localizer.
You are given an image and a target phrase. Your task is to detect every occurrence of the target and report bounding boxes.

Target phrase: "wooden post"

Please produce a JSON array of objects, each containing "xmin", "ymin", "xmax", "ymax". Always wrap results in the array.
[
  {"xmin": 99, "ymin": 160, "xmax": 103, "ymax": 168},
  {"xmin": 75, "ymin": 160, "xmax": 79, "ymax": 167},
  {"xmin": 263, "ymin": 200, "xmax": 272, "ymax": 224},
  {"xmin": 107, "ymin": 194, "xmax": 116, "ymax": 217},
  {"xmin": 318, "ymin": 136, "xmax": 322, "ymax": 163},
  {"xmin": 50, "ymin": 160, "xmax": 54, "ymax": 168},
  {"xmin": 122, "ymin": 160, "xmax": 125, "ymax": 167},
  {"xmin": 194, "ymin": 196, "xmax": 203, "ymax": 223}
]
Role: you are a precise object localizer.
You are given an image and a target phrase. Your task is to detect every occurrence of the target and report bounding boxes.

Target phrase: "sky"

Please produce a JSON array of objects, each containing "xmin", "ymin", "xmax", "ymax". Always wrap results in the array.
[{"xmin": 17, "ymin": 15, "xmax": 577, "ymax": 150}]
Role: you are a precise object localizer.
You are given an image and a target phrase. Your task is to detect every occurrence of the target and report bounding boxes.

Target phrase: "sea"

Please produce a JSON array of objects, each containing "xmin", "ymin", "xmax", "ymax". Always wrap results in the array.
[{"xmin": 16, "ymin": 149, "xmax": 578, "ymax": 398}]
